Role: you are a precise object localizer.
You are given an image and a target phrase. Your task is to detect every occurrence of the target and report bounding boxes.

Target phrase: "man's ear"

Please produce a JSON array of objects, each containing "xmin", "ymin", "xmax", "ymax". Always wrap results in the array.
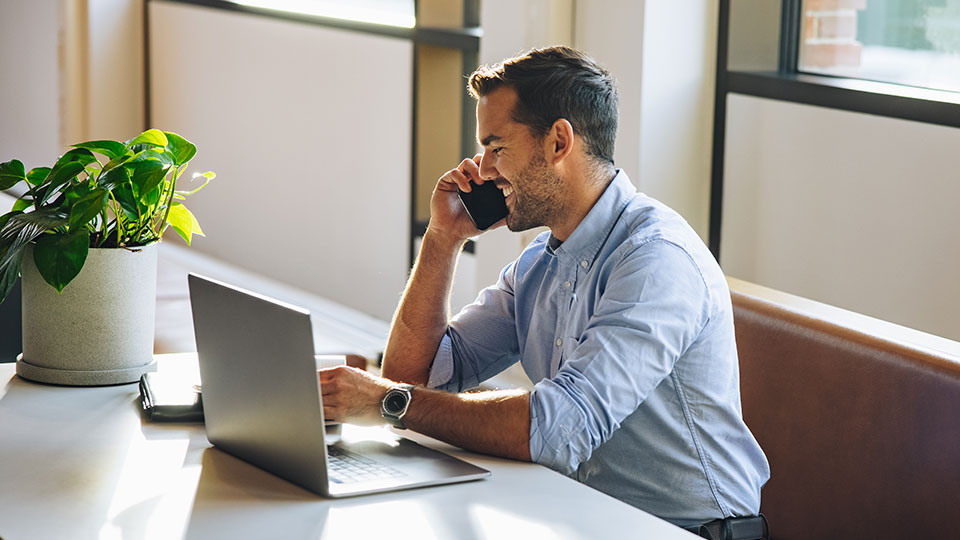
[{"xmin": 546, "ymin": 118, "xmax": 575, "ymax": 165}]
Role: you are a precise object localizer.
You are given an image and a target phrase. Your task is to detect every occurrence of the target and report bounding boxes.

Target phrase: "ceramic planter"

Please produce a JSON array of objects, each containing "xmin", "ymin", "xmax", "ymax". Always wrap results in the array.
[{"xmin": 16, "ymin": 243, "xmax": 158, "ymax": 386}]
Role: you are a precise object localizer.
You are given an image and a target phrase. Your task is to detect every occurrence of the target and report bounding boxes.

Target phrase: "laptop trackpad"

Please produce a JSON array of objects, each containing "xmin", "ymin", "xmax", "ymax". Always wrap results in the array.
[{"xmin": 328, "ymin": 429, "xmax": 490, "ymax": 496}]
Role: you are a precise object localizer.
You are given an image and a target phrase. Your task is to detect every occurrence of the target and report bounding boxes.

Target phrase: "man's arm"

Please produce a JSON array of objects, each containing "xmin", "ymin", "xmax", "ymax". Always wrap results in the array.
[
  {"xmin": 379, "ymin": 230, "xmax": 463, "ymax": 385},
  {"xmin": 318, "ymin": 365, "xmax": 531, "ymax": 461},
  {"xmin": 403, "ymin": 385, "xmax": 531, "ymax": 461},
  {"xmin": 381, "ymin": 155, "xmax": 500, "ymax": 385}
]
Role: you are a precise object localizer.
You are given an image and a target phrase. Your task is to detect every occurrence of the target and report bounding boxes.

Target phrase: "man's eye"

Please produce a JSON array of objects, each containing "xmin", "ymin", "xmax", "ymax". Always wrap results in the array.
[{"xmin": 491, "ymin": 147, "xmax": 502, "ymax": 154}]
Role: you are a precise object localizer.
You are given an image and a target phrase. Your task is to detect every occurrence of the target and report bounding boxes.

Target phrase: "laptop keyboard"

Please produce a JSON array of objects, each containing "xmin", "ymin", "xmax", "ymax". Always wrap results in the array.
[{"xmin": 327, "ymin": 446, "xmax": 407, "ymax": 484}]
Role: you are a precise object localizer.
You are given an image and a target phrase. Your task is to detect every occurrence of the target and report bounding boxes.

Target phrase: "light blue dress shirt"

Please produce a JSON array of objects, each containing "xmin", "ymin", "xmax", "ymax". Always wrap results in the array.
[{"xmin": 427, "ymin": 170, "xmax": 769, "ymax": 526}]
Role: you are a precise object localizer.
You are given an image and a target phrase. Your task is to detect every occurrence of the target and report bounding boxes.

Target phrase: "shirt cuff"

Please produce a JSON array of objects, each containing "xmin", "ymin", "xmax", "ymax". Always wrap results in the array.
[
  {"xmin": 427, "ymin": 333, "xmax": 455, "ymax": 390},
  {"xmin": 529, "ymin": 377, "xmax": 588, "ymax": 475}
]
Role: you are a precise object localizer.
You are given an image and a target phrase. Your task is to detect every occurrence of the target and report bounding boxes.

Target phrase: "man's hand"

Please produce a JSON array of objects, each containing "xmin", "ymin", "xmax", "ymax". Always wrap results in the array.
[
  {"xmin": 428, "ymin": 153, "xmax": 504, "ymax": 244},
  {"xmin": 318, "ymin": 366, "xmax": 393, "ymax": 426},
  {"xmin": 319, "ymin": 365, "xmax": 532, "ymax": 461}
]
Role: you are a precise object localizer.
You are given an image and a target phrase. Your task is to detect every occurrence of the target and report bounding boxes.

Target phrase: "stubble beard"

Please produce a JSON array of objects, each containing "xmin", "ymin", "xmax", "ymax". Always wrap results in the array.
[{"xmin": 505, "ymin": 152, "xmax": 565, "ymax": 233}]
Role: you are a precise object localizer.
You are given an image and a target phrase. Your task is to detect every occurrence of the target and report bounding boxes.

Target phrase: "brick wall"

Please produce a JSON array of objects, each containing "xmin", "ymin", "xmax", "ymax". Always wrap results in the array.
[{"xmin": 801, "ymin": 0, "xmax": 867, "ymax": 68}]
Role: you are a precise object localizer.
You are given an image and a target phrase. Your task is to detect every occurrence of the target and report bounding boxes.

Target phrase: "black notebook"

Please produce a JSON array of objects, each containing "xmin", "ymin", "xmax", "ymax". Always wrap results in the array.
[{"xmin": 139, "ymin": 371, "xmax": 204, "ymax": 423}]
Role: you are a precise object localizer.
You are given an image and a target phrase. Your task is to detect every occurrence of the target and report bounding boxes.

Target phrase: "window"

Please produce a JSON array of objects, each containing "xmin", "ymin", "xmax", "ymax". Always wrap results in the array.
[
  {"xmin": 230, "ymin": 0, "xmax": 416, "ymax": 28},
  {"xmin": 799, "ymin": 0, "xmax": 960, "ymax": 93}
]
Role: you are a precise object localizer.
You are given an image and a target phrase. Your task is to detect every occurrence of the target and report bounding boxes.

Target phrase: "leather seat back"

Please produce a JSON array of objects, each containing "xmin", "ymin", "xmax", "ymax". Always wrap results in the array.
[{"xmin": 731, "ymin": 279, "xmax": 960, "ymax": 539}]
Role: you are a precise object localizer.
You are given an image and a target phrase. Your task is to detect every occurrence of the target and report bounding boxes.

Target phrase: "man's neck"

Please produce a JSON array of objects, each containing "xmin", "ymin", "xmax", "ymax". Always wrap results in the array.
[{"xmin": 549, "ymin": 165, "xmax": 617, "ymax": 242}]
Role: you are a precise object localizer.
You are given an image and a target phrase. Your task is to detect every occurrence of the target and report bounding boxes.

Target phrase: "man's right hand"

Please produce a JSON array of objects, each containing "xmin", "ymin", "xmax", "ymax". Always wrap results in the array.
[{"xmin": 427, "ymin": 154, "xmax": 503, "ymax": 245}]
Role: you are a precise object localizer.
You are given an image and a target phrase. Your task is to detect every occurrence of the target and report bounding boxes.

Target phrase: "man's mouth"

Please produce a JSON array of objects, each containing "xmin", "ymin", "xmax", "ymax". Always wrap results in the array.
[{"xmin": 498, "ymin": 183, "xmax": 515, "ymax": 212}]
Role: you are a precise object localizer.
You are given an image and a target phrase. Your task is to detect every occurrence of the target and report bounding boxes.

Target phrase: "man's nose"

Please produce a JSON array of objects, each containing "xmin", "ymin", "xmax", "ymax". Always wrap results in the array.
[{"xmin": 479, "ymin": 152, "xmax": 498, "ymax": 180}]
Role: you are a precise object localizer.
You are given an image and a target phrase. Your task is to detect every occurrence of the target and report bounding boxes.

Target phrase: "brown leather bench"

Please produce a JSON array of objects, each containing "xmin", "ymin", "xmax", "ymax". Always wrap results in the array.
[{"xmin": 730, "ymin": 277, "xmax": 960, "ymax": 539}]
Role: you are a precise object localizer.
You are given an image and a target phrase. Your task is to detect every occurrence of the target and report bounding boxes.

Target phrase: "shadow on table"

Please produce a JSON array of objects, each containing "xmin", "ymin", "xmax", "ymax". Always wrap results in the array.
[{"xmin": 183, "ymin": 447, "xmax": 486, "ymax": 540}]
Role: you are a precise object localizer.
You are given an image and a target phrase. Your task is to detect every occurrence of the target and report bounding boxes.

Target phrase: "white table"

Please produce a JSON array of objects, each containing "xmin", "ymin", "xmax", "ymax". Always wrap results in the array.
[{"xmin": 0, "ymin": 355, "xmax": 695, "ymax": 540}]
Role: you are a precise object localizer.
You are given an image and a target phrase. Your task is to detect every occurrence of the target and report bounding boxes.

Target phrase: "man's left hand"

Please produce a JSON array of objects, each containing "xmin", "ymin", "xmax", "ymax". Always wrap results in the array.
[{"xmin": 318, "ymin": 366, "xmax": 394, "ymax": 426}]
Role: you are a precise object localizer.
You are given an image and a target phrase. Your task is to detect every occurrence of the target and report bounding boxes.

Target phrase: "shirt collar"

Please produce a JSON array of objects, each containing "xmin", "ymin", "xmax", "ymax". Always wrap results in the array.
[{"xmin": 546, "ymin": 169, "xmax": 636, "ymax": 267}]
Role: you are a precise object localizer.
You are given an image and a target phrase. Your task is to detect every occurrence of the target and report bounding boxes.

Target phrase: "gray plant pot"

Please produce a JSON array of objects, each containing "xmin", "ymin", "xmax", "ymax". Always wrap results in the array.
[{"xmin": 16, "ymin": 243, "xmax": 158, "ymax": 386}]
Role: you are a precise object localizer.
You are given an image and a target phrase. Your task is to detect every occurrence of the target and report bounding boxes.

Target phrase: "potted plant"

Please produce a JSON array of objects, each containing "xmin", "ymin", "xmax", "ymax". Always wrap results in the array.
[{"xmin": 0, "ymin": 129, "xmax": 213, "ymax": 385}]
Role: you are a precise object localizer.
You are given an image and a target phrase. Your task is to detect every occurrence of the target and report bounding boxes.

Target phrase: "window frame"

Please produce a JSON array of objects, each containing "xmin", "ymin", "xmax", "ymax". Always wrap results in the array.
[
  {"xmin": 709, "ymin": 0, "xmax": 960, "ymax": 259},
  {"xmin": 144, "ymin": 0, "xmax": 481, "ymax": 259}
]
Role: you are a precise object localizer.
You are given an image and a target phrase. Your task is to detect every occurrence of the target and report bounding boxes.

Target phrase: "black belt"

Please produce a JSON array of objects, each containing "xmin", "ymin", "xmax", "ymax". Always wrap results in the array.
[{"xmin": 683, "ymin": 514, "xmax": 768, "ymax": 540}]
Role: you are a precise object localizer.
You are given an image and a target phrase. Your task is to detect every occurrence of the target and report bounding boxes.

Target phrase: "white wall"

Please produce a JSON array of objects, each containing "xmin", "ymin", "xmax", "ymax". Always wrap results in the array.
[
  {"xmin": 636, "ymin": 1, "xmax": 717, "ymax": 239},
  {"xmin": 149, "ymin": 2, "xmax": 411, "ymax": 321},
  {"xmin": 576, "ymin": 1, "xmax": 717, "ymax": 241},
  {"xmin": 87, "ymin": 0, "xmax": 144, "ymax": 140},
  {"xmin": 574, "ymin": 0, "xmax": 644, "ymax": 198},
  {"xmin": 0, "ymin": 0, "xmax": 144, "ymax": 170},
  {"xmin": 722, "ymin": 94, "xmax": 960, "ymax": 340},
  {"xmin": 0, "ymin": 1, "xmax": 61, "ymax": 170}
]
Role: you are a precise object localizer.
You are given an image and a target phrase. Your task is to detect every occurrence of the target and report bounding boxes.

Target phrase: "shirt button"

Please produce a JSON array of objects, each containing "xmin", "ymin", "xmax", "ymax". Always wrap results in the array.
[
  {"xmin": 564, "ymin": 281, "xmax": 572, "ymax": 288},
  {"xmin": 556, "ymin": 338, "xmax": 563, "ymax": 348},
  {"xmin": 580, "ymin": 260, "xmax": 589, "ymax": 268}
]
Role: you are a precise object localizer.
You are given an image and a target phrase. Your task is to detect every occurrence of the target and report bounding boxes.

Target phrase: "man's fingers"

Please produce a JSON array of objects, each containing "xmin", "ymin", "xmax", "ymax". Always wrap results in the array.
[
  {"xmin": 441, "ymin": 168, "xmax": 473, "ymax": 192},
  {"xmin": 323, "ymin": 405, "xmax": 338, "ymax": 421},
  {"xmin": 458, "ymin": 158, "xmax": 482, "ymax": 185}
]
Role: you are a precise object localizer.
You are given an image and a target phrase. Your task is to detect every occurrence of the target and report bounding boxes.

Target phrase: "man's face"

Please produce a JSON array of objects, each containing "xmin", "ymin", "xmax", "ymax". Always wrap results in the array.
[{"xmin": 476, "ymin": 86, "xmax": 566, "ymax": 233}]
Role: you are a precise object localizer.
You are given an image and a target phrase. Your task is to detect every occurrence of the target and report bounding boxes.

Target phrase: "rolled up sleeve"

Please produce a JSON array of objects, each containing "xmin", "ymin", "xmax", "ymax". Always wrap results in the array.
[
  {"xmin": 427, "ymin": 263, "xmax": 522, "ymax": 392},
  {"xmin": 529, "ymin": 239, "xmax": 710, "ymax": 474}
]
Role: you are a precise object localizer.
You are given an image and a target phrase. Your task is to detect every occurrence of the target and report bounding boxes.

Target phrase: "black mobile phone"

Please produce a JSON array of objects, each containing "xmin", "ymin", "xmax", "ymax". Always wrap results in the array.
[{"xmin": 458, "ymin": 180, "xmax": 508, "ymax": 230}]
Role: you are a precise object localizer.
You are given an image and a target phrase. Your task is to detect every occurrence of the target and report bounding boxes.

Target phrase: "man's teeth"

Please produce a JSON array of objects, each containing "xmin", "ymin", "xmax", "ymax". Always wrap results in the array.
[{"xmin": 501, "ymin": 185, "xmax": 513, "ymax": 197}]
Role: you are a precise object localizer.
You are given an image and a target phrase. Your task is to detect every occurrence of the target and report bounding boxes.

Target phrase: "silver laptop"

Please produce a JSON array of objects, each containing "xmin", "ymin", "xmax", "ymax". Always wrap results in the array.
[{"xmin": 187, "ymin": 273, "xmax": 490, "ymax": 497}]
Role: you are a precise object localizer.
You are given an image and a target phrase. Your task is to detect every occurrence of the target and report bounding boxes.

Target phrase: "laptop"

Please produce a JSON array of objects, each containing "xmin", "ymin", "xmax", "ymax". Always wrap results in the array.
[{"xmin": 187, "ymin": 273, "xmax": 490, "ymax": 497}]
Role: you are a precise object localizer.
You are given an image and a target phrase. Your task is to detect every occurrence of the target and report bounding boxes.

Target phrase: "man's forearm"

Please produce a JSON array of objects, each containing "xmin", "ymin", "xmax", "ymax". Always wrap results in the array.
[
  {"xmin": 404, "ymin": 386, "xmax": 532, "ymax": 462},
  {"xmin": 381, "ymin": 230, "xmax": 465, "ymax": 385}
]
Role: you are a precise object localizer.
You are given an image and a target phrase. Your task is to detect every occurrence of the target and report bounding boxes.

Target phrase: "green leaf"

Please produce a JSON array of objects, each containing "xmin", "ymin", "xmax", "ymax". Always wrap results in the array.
[
  {"xmin": 84, "ymin": 163, "xmax": 102, "ymax": 178},
  {"xmin": 38, "ymin": 148, "xmax": 96, "ymax": 204},
  {"xmin": 126, "ymin": 129, "xmax": 168, "ymax": 149},
  {"xmin": 46, "ymin": 148, "xmax": 97, "ymax": 178},
  {"xmin": 126, "ymin": 160, "xmax": 168, "ymax": 202},
  {"xmin": 0, "ymin": 208, "xmax": 68, "ymax": 274},
  {"xmin": 69, "ymin": 188, "xmax": 108, "ymax": 230},
  {"xmin": 33, "ymin": 230, "xmax": 90, "ymax": 293},
  {"xmin": 101, "ymin": 152, "xmax": 133, "ymax": 176},
  {"xmin": 72, "ymin": 140, "xmax": 126, "ymax": 160},
  {"xmin": 164, "ymin": 132, "xmax": 197, "ymax": 166},
  {"xmin": 0, "ymin": 209, "xmax": 68, "ymax": 242},
  {"xmin": 12, "ymin": 198, "xmax": 32, "ymax": 212},
  {"xmin": 129, "ymin": 147, "xmax": 175, "ymax": 167},
  {"xmin": 0, "ymin": 246, "xmax": 23, "ymax": 304},
  {"xmin": 0, "ymin": 212, "xmax": 14, "ymax": 235},
  {"xmin": 113, "ymin": 182, "xmax": 140, "ymax": 221},
  {"xmin": 166, "ymin": 203, "xmax": 204, "ymax": 246},
  {"xmin": 63, "ymin": 181, "xmax": 93, "ymax": 206},
  {"xmin": 0, "ymin": 160, "xmax": 26, "ymax": 190},
  {"xmin": 26, "ymin": 167, "xmax": 51, "ymax": 186},
  {"xmin": 99, "ymin": 164, "xmax": 131, "ymax": 191},
  {"xmin": 142, "ymin": 185, "xmax": 162, "ymax": 207}
]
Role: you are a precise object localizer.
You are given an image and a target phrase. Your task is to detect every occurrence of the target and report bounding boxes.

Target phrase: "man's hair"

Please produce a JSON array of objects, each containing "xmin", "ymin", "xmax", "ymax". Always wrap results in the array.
[{"xmin": 468, "ymin": 46, "xmax": 618, "ymax": 166}]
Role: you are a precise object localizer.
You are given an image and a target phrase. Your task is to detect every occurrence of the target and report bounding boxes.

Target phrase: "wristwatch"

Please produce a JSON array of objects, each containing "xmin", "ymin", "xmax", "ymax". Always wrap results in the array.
[{"xmin": 381, "ymin": 383, "xmax": 415, "ymax": 429}]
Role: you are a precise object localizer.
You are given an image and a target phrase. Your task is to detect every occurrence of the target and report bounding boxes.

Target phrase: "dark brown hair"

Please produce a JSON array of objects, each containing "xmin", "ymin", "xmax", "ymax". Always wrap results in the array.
[{"xmin": 468, "ymin": 46, "xmax": 618, "ymax": 165}]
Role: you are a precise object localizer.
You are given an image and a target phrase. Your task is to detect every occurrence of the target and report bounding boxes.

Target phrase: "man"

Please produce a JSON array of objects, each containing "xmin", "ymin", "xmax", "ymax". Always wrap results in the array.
[{"xmin": 319, "ymin": 46, "xmax": 769, "ymax": 529}]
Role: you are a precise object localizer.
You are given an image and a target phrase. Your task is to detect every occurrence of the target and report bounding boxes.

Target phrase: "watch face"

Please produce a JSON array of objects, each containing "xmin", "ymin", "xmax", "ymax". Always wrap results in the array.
[{"xmin": 384, "ymin": 391, "xmax": 407, "ymax": 414}]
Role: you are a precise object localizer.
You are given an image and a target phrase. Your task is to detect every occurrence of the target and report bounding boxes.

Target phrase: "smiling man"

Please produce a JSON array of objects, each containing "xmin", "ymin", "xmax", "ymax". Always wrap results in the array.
[{"xmin": 318, "ymin": 46, "xmax": 769, "ymax": 532}]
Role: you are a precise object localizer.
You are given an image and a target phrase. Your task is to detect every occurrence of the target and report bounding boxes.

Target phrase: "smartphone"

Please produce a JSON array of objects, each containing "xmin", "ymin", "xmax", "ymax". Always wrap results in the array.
[{"xmin": 458, "ymin": 180, "xmax": 508, "ymax": 230}]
